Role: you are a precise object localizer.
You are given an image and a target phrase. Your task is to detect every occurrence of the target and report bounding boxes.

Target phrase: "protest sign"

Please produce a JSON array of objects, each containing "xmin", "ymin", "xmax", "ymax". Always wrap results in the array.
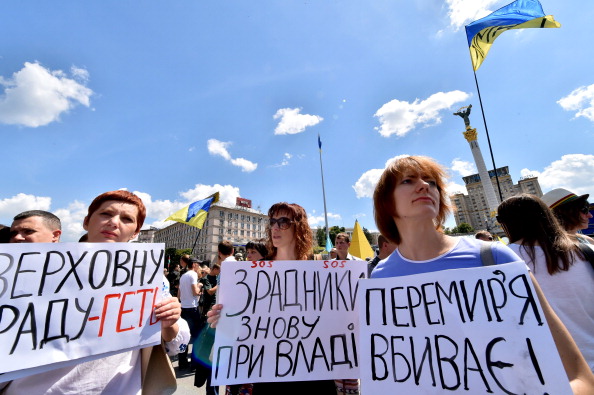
[
  {"xmin": 358, "ymin": 262, "xmax": 572, "ymax": 394},
  {"xmin": 0, "ymin": 242, "xmax": 165, "ymax": 382},
  {"xmin": 211, "ymin": 259, "xmax": 366, "ymax": 385}
]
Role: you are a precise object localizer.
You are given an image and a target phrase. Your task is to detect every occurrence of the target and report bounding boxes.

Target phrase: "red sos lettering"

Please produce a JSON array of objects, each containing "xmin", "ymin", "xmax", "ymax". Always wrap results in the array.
[
  {"xmin": 323, "ymin": 260, "xmax": 345, "ymax": 268},
  {"xmin": 250, "ymin": 261, "xmax": 273, "ymax": 268}
]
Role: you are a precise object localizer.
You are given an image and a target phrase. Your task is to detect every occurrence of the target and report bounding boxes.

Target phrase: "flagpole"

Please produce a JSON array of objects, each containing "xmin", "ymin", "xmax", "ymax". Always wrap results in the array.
[
  {"xmin": 318, "ymin": 134, "xmax": 331, "ymax": 249},
  {"xmin": 191, "ymin": 228, "xmax": 202, "ymax": 256},
  {"xmin": 472, "ymin": 69, "xmax": 504, "ymax": 202}
]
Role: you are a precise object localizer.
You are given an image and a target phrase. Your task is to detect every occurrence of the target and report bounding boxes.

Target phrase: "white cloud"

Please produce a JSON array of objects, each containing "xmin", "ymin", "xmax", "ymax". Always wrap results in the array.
[
  {"xmin": 557, "ymin": 84, "xmax": 594, "ymax": 122},
  {"xmin": 450, "ymin": 158, "xmax": 477, "ymax": 176},
  {"xmin": 0, "ymin": 193, "xmax": 52, "ymax": 222},
  {"xmin": 445, "ymin": 0, "xmax": 500, "ymax": 31},
  {"xmin": 374, "ymin": 91, "xmax": 470, "ymax": 137},
  {"xmin": 230, "ymin": 158, "xmax": 258, "ymax": 172},
  {"xmin": 308, "ymin": 212, "xmax": 342, "ymax": 227},
  {"xmin": 522, "ymin": 154, "xmax": 594, "ymax": 195},
  {"xmin": 353, "ymin": 155, "xmax": 410, "ymax": 198},
  {"xmin": 207, "ymin": 139, "xmax": 258, "ymax": 172},
  {"xmin": 1, "ymin": 184, "xmax": 244, "ymax": 241},
  {"xmin": 273, "ymin": 107, "xmax": 323, "ymax": 135},
  {"xmin": 446, "ymin": 181, "xmax": 468, "ymax": 196},
  {"xmin": 520, "ymin": 168, "xmax": 541, "ymax": 178},
  {"xmin": 0, "ymin": 62, "xmax": 93, "ymax": 127},
  {"xmin": 272, "ymin": 153, "xmax": 293, "ymax": 168},
  {"xmin": 207, "ymin": 139, "xmax": 232, "ymax": 160},
  {"xmin": 179, "ymin": 184, "xmax": 241, "ymax": 207},
  {"xmin": 53, "ymin": 200, "xmax": 87, "ymax": 242}
]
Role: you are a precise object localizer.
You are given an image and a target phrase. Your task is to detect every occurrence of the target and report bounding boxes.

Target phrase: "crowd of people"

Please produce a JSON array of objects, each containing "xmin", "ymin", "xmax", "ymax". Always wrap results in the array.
[{"xmin": 1, "ymin": 155, "xmax": 593, "ymax": 394}]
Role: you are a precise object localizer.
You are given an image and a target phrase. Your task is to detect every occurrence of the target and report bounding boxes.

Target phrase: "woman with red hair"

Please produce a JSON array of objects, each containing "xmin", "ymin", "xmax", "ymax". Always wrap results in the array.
[
  {"xmin": 2, "ymin": 190, "xmax": 189, "ymax": 394},
  {"xmin": 210, "ymin": 202, "xmax": 358, "ymax": 394},
  {"xmin": 371, "ymin": 156, "xmax": 594, "ymax": 393}
]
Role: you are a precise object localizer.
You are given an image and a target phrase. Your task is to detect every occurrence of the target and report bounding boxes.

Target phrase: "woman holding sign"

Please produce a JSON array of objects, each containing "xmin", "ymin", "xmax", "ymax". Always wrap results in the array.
[
  {"xmin": 210, "ymin": 202, "xmax": 359, "ymax": 395},
  {"xmin": 497, "ymin": 194, "xmax": 594, "ymax": 372},
  {"xmin": 370, "ymin": 156, "xmax": 594, "ymax": 394},
  {"xmin": 1, "ymin": 190, "xmax": 189, "ymax": 394}
]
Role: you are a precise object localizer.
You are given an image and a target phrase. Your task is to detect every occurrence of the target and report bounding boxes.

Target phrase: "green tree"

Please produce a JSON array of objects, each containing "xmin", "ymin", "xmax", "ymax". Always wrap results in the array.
[
  {"xmin": 313, "ymin": 246, "xmax": 325, "ymax": 255},
  {"xmin": 316, "ymin": 227, "xmax": 326, "ymax": 247},
  {"xmin": 456, "ymin": 223, "xmax": 474, "ymax": 234},
  {"xmin": 329, "ymin": 226, "xmax": 345, "ymax": 244},
  {"xmin": 362, "ymin": 227, "xmax": 372, "ymax": 244},
  {"xmin": 166, "ymin": 248, "xmax": 193, "ymax": 269}
]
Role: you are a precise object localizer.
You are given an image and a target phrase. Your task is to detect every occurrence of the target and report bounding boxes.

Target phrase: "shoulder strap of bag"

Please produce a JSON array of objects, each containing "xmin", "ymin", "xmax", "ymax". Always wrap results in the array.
[
  {"xmin": 576, "ymin": 242, "xmax": 594, "ymax": 270},
  {"xmin": 479, "ymin": 241, "xmax": 495, "ymax": 266}
]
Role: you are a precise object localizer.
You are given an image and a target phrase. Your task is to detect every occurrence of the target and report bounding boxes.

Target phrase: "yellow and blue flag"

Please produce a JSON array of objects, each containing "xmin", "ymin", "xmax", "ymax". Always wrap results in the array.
[
  {"xmin": 165, "ymin": 192, "xmax": 220, "ymax": 229},
  {"xmin": 466, "ymin": 0, "xmax": 560, "ymax": 71}
]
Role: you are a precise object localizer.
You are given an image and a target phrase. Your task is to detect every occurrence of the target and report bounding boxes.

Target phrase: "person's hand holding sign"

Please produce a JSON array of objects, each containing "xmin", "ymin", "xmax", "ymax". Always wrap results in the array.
[
  {"xmin": 156, "ymin": 296, "xmax": 182, "ymax": 341},
  {"xmin": 207, "ymin": 304, "xmax": 223, "ymax": 328}
]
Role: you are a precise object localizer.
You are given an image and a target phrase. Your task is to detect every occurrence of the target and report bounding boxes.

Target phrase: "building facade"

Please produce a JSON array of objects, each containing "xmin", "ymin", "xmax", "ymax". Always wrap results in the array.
[
  {"xmin": 153, "ymin": 199, "xmax": 269, "ymax": 262},
  {"xmin": 450, "ymin": 166, "xmax": 543, "ymax": 231}
]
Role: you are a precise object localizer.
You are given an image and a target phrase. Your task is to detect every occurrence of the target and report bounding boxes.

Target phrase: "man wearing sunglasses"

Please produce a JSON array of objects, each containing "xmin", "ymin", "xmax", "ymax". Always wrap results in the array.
[{"xmin": 334, "ymin": 232, "xmax": 363, "ymax": 261}]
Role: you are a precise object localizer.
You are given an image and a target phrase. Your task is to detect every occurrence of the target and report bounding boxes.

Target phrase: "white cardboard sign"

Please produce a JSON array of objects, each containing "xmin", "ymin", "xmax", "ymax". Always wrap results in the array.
[
  {"xmin": 0, "ymin": 242, "xmax": 165, "ymax": 382},
  {"xmin": 212, "ymin": 259, "xmax": 367, "ymax": 385},
  {"xmin": 358, "ymin": 262, "xmax": 572, "ymax": 394}
]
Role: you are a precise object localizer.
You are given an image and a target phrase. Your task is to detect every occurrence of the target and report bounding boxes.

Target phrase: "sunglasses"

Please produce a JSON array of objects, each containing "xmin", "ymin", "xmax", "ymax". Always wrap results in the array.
[
  {"xmin": 269, "ymin": 217, "xmax": 294, "ymax": 230},
  {"xmin": 580, "ymin": 204, "xmax": 591, "ymax": 215}
]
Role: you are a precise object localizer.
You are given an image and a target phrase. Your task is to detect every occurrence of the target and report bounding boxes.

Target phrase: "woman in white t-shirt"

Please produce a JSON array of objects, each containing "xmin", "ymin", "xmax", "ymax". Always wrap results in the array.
[
  {"xmin": 497, "ymin": 193, "xmax": 594, "ymax": 372},
  {"xmin": 1, "ymin": 190, "xmax": 189, "ymax": 395}
]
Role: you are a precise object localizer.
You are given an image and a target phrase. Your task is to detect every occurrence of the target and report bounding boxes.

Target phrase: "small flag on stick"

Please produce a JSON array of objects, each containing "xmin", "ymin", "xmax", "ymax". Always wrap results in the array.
[{"xmin": 165, "ymin": 192, "xmax": 220, "ymax": 229}]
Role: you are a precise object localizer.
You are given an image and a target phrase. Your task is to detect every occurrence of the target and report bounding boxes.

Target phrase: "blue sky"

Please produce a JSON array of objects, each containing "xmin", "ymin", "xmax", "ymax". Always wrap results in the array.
[{"xmin": 1, "ymin": 0, "xmax": 593, "ymax": 242}]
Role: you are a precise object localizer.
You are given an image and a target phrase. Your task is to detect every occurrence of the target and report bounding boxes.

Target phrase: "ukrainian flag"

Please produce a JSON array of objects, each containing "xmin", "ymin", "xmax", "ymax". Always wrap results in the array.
[
  {"xmin": 165, "ymin": 192, "xmax": 219, "ymax": 229},
  {"xmin": 466, "ymin": 0, "xmax": 560, "ymax": 71}
]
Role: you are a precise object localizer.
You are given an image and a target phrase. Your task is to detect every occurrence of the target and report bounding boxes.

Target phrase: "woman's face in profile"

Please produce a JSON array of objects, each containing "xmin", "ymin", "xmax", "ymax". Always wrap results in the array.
[{"xmin": 84, "ymin": 200, "xmax": 139, "ymax": 243}]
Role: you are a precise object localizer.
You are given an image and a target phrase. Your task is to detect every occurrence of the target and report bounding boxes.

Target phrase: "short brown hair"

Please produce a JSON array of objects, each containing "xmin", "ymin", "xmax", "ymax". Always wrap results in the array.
[
  {"xmin": 373, "ymin": 156, "xmax": 450, "ymax": 244},
  {"xmin": 246, "ymin": 239, "xmax": 268, "ymax": 259},
  {"xmin": 218, "ymin": 240, "xmax": 234, "ymax": 256},
  {"xmin": 266, "ymin": 202, "xmax": 312, "ymax": 260},
  {"xmin": 377, "ymin": 234, "xmax": 388, "ymax": 246},
  {"xmin": 86, "ymin": 190, "xmax": 146, "ymax": 232},
  {"xmin": 335, "ymin": 232, "xmax": 350, "ymax": 243}
]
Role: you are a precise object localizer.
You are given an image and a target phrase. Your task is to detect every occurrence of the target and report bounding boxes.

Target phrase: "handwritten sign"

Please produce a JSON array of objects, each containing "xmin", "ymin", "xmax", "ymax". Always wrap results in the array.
[
  {"xmin": 0, "ymin": 242, "xmax": 165, "ymax": 382},
  {"xmin": 358, "ymin": 262, "xmax": 572, "ymax": 394},
  {"xmin": 212, "ymin": 260, "xmax": 367, "ymax": 385}
]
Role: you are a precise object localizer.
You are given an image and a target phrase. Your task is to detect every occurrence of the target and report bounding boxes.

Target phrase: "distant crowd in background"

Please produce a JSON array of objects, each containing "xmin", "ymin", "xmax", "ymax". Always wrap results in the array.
[{"xmin": 1, "ymin": 157, "xmax": 593, "ymax": 394}]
